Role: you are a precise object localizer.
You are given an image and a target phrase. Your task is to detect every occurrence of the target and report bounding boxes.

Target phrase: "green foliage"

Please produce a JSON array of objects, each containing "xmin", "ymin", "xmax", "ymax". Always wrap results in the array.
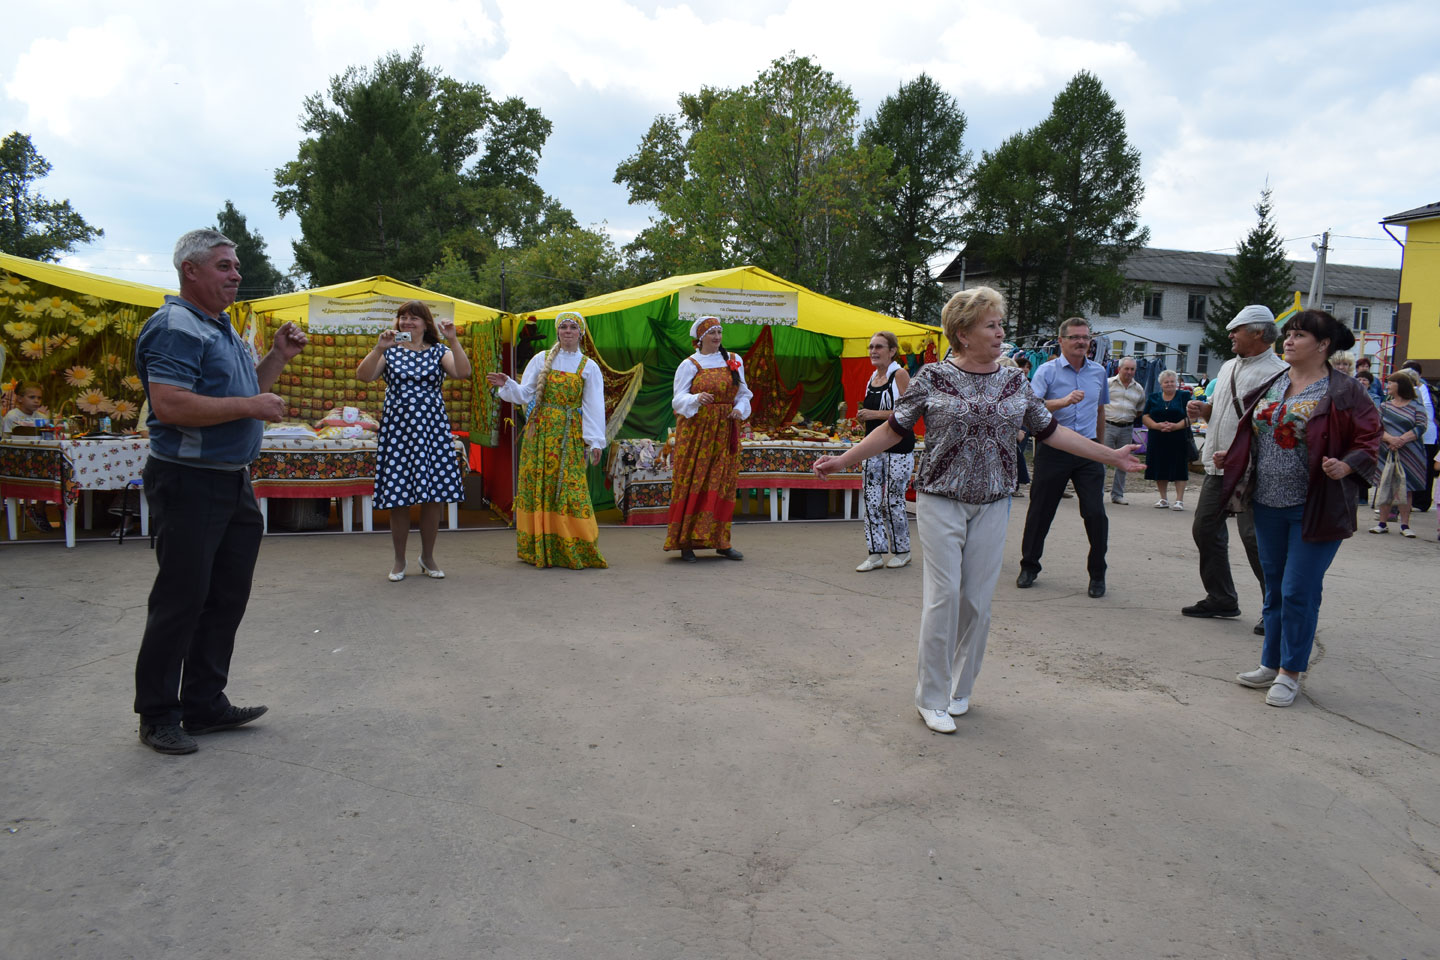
[
  {"xmin": 1208, "ymin": 187, "xmax": 1294, "ymax": 361},
  {"xmin": 425, "ymin": 226, "xmax": 624, "ymax": 314},
  {"xmin": 215, "ymin": 200, "xmax": 294, "ymax": 299},
  {"xmin": 962, "ymin": 72, "xmax": 1148, "ymax": 336},
  {"xmin": 614, "ymin": 53, "xmax": 894, "ymax": 303},
  {"xmin": 274, "ymin": 48, "xmax": 570, "ymax": 287},
  {"xmin": 860, "ymin": 74, "xmax": 970, "ymax": 323},
  {"xmin": 0, "ymin": 132, "xmax": 103, "ymax": 262}
]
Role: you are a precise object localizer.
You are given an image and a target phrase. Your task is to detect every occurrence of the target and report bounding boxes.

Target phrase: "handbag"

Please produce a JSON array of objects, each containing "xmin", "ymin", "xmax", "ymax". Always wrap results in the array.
[{"xmin": 1372, "ymin": 450, "xmax": 1405, "ymax": 507}]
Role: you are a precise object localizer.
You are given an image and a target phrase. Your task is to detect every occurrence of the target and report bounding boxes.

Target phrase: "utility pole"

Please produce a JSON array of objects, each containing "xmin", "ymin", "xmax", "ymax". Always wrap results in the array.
[{"xmin": 1306, "ymin": 231, "xmax": 1329, "ymax": 309}]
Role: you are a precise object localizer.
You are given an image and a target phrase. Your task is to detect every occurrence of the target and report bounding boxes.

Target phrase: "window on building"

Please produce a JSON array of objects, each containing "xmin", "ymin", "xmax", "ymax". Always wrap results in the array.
[
  {"xmin": 1323, "ymin": 302, "xmax": 1334, "ymax": 314},
  {"xmin": 1187, "ymin": 294, "xmax": 1206, "ymax": 322},
  {"xmin": 1197, "ymin": 345, "xmax": 1210, "ymax": 375},
  {"xmin": 1176, "ymin": 344, "xmax": 1189, "ymax": 373},
  {"xmin": 1143, "ymin": 292, "xmax": 1163, "ymax": 319},
  {"xmin": 1111, "ymin": 340, "xmax": 1126, "ymax": 356},
  {"xmin": 1391, "ymin": 308, "xmax": 1398, "ymax": 332},
  {"xmin": 1353, "ymin": 306, "xmax": 1369, "ymax": 331},
  {"xmin": 1133, "ymin": 342, "xmax": 1147, "ymax": 358},
  {"xmin": 1155, "ymin": 342, "xmax": 1169, "ymax": 366}
]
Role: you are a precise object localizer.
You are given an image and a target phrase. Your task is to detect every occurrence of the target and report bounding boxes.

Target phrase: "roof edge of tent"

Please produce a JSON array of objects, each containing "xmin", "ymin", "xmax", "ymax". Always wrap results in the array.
[
  {"xmin": 528, "ymin": 264, "xmax": 938, "ymax": 339},
  {"xmin": 0, "ymin": 250, "xmax": 175, "ymax": 307},
  {"xmin": 238, "ymin": 275, "xmax": 502, "ymax": 318}
]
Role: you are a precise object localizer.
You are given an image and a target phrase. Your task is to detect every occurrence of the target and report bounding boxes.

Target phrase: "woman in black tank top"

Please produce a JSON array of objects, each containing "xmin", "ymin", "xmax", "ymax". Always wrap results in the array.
[{"xmin": 855, "ymin": 332, "xmax": 915, "ymax": 571}]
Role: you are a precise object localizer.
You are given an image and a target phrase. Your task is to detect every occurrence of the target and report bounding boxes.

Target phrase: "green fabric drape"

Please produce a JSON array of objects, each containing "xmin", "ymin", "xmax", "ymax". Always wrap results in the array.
[{"xmin": 530, "ymin": 296, "xmax": 845, "ymax": 511}]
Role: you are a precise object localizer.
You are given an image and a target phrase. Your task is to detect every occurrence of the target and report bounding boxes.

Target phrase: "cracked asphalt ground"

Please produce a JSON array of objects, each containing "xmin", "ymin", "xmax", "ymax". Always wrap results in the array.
[{"xmin": 2, "ymin": 497, "xmax": 1437, "ymax": 960}]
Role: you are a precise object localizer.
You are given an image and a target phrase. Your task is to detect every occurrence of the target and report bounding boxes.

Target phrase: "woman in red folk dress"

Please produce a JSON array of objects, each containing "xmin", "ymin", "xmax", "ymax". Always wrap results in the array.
[{"xmin": 664, "ymin": 316, "xmax": 754, "ymax": 562}]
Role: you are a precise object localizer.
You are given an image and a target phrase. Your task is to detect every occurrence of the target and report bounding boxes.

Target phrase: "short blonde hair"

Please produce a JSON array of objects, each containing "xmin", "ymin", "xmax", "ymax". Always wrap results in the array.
[
  {"xmin": 996, "ymin": 355, "xmax": 1018, "ymax": 368},
  {"xmin": 1331, "ymin": 350, "xmax": 1356, "ymax": 372},
  {"xmin": 940, "ymin": 286, "xmax": 1006, "ymax": 346}
]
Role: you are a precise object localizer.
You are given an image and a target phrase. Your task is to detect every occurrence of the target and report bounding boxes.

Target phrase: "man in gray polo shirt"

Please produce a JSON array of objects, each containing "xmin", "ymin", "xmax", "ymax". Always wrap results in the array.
[
  {"xmin": 1182, "ymin": 305, "xmax": 1286, "ymax": 631},
  {"xmin": 1017, "ymin": 317, "xmax": 1111, "ymax": 597},
  {"xmin": 133, "ymin": 229, "xmax": 308, "ymax": 755}
]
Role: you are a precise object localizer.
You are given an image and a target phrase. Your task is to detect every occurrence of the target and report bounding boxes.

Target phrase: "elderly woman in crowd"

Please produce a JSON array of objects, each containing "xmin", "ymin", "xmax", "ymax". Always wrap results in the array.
[
  {"xmin": 853, "ymin": 330, "xmax": 914, "ymax": 571},
  {"xmin": 1143, "ymin": 369, "xmax": 1194, "ymax": 510},
  {"xmin": 1218, "ymin": 311, "xmax": 1380, "ymax": 707},
  {"xmin": 814, "ymin": 286, "xmax": 1141, "ymax": 734},
  {"xmin": 664, "ymin": 316, "xmax": 753, "ymax": 562},
  {"xmin": 1370, "ymin": 371, "xmax": 1430, "ymax": 538},
  {"xmin": 487, "ymin": 311, "xmax": 607, "ymax": 569}
]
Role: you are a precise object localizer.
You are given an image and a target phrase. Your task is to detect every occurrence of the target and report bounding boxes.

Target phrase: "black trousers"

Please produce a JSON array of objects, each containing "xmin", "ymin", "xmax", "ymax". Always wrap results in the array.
[
  {"xmin": 1411, "ymin": 442, "xmax": 1439, "ymax": 512},
  {"xmin": 1020, "ymin": 444, "xmax": 1107, "ymax": 581},
  {"xmin": 1191, "ymin": 472, "xmax": 1264, "ymax": 610},
  {"xmin": 134, "ymin": 458, "xmax": 264, "ymax": 726}
]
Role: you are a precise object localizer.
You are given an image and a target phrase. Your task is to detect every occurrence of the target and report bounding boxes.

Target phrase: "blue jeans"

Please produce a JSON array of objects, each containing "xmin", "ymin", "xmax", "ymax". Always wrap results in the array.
[{"xmin": 1251, "ymin": 503, "xmax": 1343, "ymax": 673}]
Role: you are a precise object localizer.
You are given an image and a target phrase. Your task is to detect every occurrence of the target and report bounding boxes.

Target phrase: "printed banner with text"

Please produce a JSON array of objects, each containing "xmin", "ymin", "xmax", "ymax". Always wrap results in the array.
[
  {"xmin": 307, "ymin": 295, "xmax": 455, "ymax": 335},
  {"xmin": 677, "ymin": 286, "xmax": 798, "ymax": 327}
]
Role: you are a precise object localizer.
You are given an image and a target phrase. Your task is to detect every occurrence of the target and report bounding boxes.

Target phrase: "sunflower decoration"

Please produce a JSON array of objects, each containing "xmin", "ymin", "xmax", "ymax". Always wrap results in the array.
[
  {"xmin": 13, "ymin": 300, "xmax": 43, "ymax": 320},
  {"xmin": 110, "ymin": 398, "xmax": 139, "ymax": 421},
  {"xmin": 64, "ymin": 365, "xmax": 96, "ymax": 388},
  {"xmin": 4, "ymin": 320, "xmax": 38, "ymax": 340},
  {"xmin": 76, "ymin": 389, "xmax": 115, "ymax": 414},
  {"xmin": 120, "ymin": 374, "xmax": 143, "ymax": 393},
  {"xmin": 20, "ymin": 338, "xmax": 48, "ymax": 359},
  {"xmin": 0, "ymin": 273, "xmax": 32, "ymax": 297}
]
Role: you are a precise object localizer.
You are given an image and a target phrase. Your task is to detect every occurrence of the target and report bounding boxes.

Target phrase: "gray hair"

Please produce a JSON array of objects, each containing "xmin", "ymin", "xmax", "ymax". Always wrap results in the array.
[
  {"xmin": 1244, "ymin": 321, "xmax": 1279, "ymax": 345},
  {"xmin": 1117, "ymin": 355, "xmax": 1136, "ymax": 368},
  {"xmin": 173, "ymin": 229, "xmax": 236, "ymax": 280},
  {"xmin": 1158, "ymin": 369, "xmax": 1179, "ymax": 384}
]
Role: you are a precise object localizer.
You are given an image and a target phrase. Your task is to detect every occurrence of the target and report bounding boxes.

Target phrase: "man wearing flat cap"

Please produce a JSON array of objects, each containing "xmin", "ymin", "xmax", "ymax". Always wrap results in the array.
[{"xmin": 1181, "ymin": 305, "xmax": 1287, "ymax": 631}]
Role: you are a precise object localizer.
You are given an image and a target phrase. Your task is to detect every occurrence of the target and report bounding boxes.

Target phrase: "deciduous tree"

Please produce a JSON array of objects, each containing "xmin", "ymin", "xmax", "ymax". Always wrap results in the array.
[
  {"xmin": 215, "ymin": 201, "xmax": 293, "ymax": 299},
  {"xmin": 0, "ymin": 132, "xmax": 102, "ymax": 262}
]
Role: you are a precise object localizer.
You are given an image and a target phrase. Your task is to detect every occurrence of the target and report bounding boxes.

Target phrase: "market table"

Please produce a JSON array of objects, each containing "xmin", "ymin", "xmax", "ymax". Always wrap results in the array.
[
  {"xmin": 1, "ymin": 436, "xmax": 149, "ymax": 547},
  {"xmin": 609, "ymin": 438, "xmax": 921, "ymax": 525},
  {"xmin": 1, "ymin": 435, "xmax": 469, "ymax": 544}
]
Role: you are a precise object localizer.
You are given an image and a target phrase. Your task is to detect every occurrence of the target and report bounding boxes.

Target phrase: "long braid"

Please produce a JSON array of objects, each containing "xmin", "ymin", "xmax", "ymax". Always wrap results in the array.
[
  {"xmin": 719, "ymin": 346, "xmax": 740, "ymax": 387},
  {"xmin": 527, "ymin": 342, "xmax": 561, "ymax": 420}
]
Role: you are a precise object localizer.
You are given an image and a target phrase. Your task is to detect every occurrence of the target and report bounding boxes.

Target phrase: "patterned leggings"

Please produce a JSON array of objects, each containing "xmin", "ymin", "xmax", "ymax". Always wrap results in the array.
[{"xmin": 862, "ymin": 452, "xmax": 914, "ymax": 554}]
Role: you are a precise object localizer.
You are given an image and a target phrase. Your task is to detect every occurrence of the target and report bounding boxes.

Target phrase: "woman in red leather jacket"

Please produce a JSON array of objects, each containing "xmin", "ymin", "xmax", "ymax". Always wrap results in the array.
[{"xmin": 1215, "ymin": 310, "xmax": 1380, "ymax": 708}]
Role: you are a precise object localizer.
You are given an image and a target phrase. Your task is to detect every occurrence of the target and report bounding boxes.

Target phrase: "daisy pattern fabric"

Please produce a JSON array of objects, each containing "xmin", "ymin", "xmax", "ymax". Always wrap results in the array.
[{"xmin": 373, "ymin": 343, "xmax": 463, "ymax": 510}]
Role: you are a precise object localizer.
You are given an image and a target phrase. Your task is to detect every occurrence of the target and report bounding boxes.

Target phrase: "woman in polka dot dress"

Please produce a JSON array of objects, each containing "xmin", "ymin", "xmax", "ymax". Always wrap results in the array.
[{"xmin": 357, "ymin": 300, "xmax": 472, "ymax": 581}]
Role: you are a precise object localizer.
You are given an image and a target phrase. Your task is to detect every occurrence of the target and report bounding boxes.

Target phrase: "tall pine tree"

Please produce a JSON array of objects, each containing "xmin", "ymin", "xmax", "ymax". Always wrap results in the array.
[{"xmin": 1207, "ymin": 186, "xmax": 1293, "ymax": 361}]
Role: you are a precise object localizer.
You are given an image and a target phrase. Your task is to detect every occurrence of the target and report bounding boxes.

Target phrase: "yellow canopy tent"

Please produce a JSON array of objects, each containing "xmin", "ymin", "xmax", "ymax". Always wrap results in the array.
[
  {"xmin": 1, "ymin": 251, "xmax": 174, "ymax": 427},
  {"xmin": 234, "ymin": 276, "xmax": 504, "ymax": 445}
]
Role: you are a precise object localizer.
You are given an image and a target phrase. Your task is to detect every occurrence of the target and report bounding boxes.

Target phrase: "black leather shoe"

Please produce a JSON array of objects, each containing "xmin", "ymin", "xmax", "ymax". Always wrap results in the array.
[
  {"xmin": 139, "ymin": 723, "xmax": 198, "ymax": 755},
  {"xmin": 716, "ymin": 548, "xmax": 744, "ymax": 561},
  {"xmin": 679, "ymin": 549, "xmax": 698, "ymax": 563},
  {"xmin": 1253, "ymin": 619, "xmax": 1265, "ymax": 636},
  {"xmin": 1015, "ymin": 570, "xmax": 1037, "ymax": 588},
  {"xmin": 1087, "ymin": 579, "xmax": 1106, "ymax": 598},
  {"xmin": 184, "ymin": 704, "xmax": 268, "ymax": 735},
  {"xmin": 1182, "ymin": 600, "xmax": 1241, "ymax": 618}
]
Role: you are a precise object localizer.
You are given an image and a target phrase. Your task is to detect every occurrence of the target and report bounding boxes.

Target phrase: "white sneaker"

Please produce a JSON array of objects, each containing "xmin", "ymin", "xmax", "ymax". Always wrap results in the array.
[
  {"xmin": 1400, "ymin": 526, "xmax": 1416, "ymax": 538},
  {"xmin": 1235, "ymin": 665, "xmax": 1278, "ymax": 688},
  {"xmin": 948, "ymin": 697, "xmax": 970, "ymax": 717},
  {"xmin": 856, "ymin": 554, "xmax": 885, "ymax": 572},
  {"xmin": 884, "ymin": 552, "xmax": 911, "ymax": 569},
  {"xmin": 1153, "ymin": 499, "xmax": 1169, "ymax": 509},
  {"xmin": 1171, "ymin": 500, "xmax": 1185, "ymax": 511},
  {"xmin": 1266, "ymin": 674, "xmax": 1300, "ymax": 707},
  {"xmin": 918, "ymin": 707, "xmax": 956, "ymax": 733},
  {"xmin": 1369, "ymin": 524, "xmax": 1388, "ymax": 534},
  {"xmin": 1110, "ymin": 496, "xmax": 1129, "ymax": 505}
]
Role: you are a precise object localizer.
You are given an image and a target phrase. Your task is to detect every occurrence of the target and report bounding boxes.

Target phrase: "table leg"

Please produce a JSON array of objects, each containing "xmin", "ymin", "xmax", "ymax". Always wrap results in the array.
[
  {"xmin": 340, "ymin": 496, "xmax": 354, "ymax": 533},
  {"xmin": 781, "ymin": 488, "xmax": 791, "ymax": 522},
  {"xmin": 361, "ymin": 495, "xmax": 373, "ymax": 533},
  {"xmin": 768, "ymin": 489, "xmax": 778, "ymax": 522},
  {"xmin": 258, "ymin": 497, "xmax": 268, "ymax": 534},
  {"xmin": 5, "ymin": 498, "xmax": 17, "ymax": 540},
  {"xmin": 83, "ymin": 490, "xmax": 94, "ymax": 530},
  {"xmin": 845, "ymin": 489, "xmax": 855, "ymax": 519},
  {"xmin": 741, "ymin": 489, "xmax": 750, "ymax": 516},
  {"xmin": 447, "ymin": 502, "xmax": 458, "ymax": 529},
  {"xmin": 140, "ymin": 490, "xmax": 149, "ymax": 536},
  {"xmin": 64, "ymin": 501, "xmax": 76, "ymax": 548}
]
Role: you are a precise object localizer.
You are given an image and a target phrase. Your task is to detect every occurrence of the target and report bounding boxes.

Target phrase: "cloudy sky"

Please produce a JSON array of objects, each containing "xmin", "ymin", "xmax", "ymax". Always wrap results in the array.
[{"xmin": 4, "ymin": 0, "xmax": 1433, "ymax": 291}]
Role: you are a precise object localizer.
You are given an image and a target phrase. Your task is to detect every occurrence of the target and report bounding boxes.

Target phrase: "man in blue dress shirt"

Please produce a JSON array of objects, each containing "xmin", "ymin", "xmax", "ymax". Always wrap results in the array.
[{"xmin": 1017, "ymin": 317, "xmax": 1111, "ymax": 597}]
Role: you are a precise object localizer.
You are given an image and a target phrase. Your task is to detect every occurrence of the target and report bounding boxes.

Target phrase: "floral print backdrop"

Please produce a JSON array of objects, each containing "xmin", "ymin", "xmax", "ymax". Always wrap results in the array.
[{"xmin": 1, "ymin": 269, "xmax": 148, "ymax": 425}]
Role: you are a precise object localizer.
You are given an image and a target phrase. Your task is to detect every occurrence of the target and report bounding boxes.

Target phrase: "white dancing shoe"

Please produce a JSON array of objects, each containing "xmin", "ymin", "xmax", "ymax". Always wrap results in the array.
[
  {"xmin": 884, "ymin": 552, "xmax": 911, "ymax": 569},
  {"xmin": 856, "ymin": 554, "xmax": 885, "ymax": 572}
]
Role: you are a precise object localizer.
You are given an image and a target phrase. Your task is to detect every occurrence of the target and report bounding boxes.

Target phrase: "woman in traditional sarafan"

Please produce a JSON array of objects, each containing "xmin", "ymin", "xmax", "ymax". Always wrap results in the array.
[
  {"xmin": 486, "ymin": 311, "xmax": 607, "ymax": 569},
  {"xmin": 664, "ymin": 316, "xmax": 753, "ymax": 562}
]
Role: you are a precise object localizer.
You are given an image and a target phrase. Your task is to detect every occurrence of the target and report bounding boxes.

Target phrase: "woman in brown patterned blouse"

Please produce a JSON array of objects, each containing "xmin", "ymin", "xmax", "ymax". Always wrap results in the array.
[{"xmin": 814, "ymin": 287, "xmax": 1142, "ymax": 734}]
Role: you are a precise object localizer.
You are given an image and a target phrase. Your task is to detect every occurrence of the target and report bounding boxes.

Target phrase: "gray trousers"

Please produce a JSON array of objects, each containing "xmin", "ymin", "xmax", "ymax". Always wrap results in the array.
[
  {"xmin": 1102, "ymin": 421, "xmax": 1134, "ymax": 498},
  {"xmin": 1191, "ymin": 472, "xmax": 1264, "ymax": 610},
  {"xmin": 914, "ymin": 494, "xmax": 1010, "ymax": 710}
]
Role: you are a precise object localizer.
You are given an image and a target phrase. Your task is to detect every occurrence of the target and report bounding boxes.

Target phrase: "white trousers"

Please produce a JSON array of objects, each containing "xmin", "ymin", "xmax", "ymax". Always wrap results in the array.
[{"xmin": 914, "ymin": 493, "xmax": 1011, "ymax": 710}]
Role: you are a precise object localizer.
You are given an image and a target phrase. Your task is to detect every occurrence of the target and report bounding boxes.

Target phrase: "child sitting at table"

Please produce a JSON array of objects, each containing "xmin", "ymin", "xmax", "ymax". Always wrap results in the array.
[{"xmin": 2, "ymin": 381, "xmax": 54, "ymax": 531}]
